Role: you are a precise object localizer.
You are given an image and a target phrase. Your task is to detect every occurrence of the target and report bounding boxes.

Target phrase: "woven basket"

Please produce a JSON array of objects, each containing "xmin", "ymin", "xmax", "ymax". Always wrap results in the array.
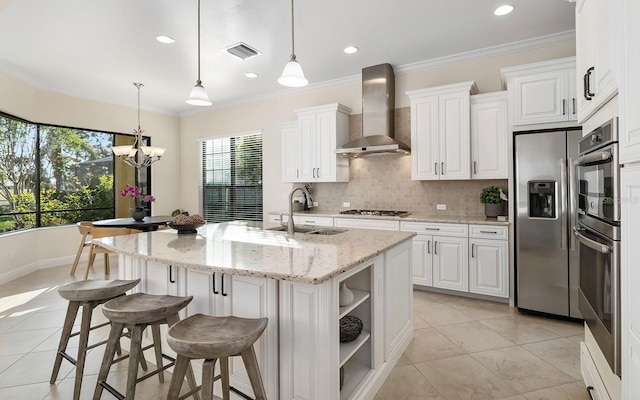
[{"xmin": 340, "ymin": 315, "xmax": 363, "ymax": 343}]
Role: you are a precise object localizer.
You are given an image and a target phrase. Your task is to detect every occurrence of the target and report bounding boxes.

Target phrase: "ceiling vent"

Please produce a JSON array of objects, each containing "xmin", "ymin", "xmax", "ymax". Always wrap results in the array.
[{"xmin": 225, "ymin": 42, "xmax": 262, "ymax": 60}]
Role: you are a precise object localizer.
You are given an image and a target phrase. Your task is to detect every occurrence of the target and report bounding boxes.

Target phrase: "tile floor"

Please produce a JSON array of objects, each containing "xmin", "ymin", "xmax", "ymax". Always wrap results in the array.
[{"xmin": 0, "ymin": 264, "xmax": 590, "ymax": 399}]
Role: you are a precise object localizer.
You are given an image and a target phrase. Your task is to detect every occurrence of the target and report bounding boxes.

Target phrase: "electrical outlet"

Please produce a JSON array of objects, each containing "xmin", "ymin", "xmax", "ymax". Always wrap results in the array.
[
  {"xmin": 312, "ymin": 202, "xmax": 318, "ymax": 207},
  {"xmin": 437, "ymin": 204, "xmax": 446, "ymax": 211},
  {"xmin": 342, "ymin": 202, "xmax": 351, "ymax": 208}
]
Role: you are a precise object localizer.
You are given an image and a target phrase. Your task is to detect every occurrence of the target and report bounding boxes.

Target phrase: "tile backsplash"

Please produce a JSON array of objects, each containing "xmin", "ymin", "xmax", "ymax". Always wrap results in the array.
[{"xmin": 310, "ymin": 108, "xmax": 508, "ymax": 216}]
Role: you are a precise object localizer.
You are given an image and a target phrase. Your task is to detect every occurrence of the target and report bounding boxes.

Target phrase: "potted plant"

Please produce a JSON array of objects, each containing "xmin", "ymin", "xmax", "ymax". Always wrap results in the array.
[
  {"xmin": 120, "ymin": 185, "xmax": 155, "ymax": 221},
  {"xmin": 480, "ymin": 186, "xmax": 506, "ymax": 217}
]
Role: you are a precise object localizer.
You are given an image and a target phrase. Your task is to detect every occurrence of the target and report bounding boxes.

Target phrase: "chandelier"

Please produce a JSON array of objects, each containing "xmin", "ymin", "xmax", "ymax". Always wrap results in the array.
[{"xmin": 111, "ymin": 83, "xmax": 166, "ymax": 168}]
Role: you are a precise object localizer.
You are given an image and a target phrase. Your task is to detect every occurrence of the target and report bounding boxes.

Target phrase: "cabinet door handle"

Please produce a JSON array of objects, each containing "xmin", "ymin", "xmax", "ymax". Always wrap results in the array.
[
  {"xmin": 473, "ymin": 161, "xmax": 477, "ymax": 175},
  {"xmin": 562, "ymin": 99, "xmax": 566, "ymax": 115},
  {"xmin": 586, "ymin": 386, "xmax": 594, "ymax": 400},
  {"xmin": 296, "ymin": 169, "xmax": 299, "ymax": 179},
  {"xmin": 479, "ymin": 230, "xmax": 498, "ymax": 234},
  {"xmin": 212, "ymin": 272, "xmax": 219, "ymax": 294},
  {"xmin": 434, "ymin": 241, "xmax": 438, "ymax": 255},
  {"xmin": 585, "ymin": 67, "xmax": 595, "ymax": 99},
  {"xmin": 221, "ymin": 274, "xmax": 227, "ymax": 297},
  {"xmin": 471, "ymin": 244, "xmax": 475, "ymax": 258},
  {"xmin": 427, "ymin": 240, "xmax": 431, "ymax": 254},
  {"xmin": 169, "ymin": 265, "xmax": 176, "ymax": 283},
  {"xmin": 317, "ymin": 167, "xmax": 320, "ymax": 178},
  {"xmin": 435, "ymin": 162, "xmax": 439, "ymax": 175},
  {"xmin": 441, "ymin": 162, "xmax": 445, "ymax": 175},
  {"xmin": 572, "ymin": 98, "xmax": 576, "ymax": 115}
]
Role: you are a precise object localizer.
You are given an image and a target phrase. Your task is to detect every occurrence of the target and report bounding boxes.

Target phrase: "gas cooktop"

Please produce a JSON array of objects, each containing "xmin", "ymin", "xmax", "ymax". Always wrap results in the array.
[{"xmin": 339, "ymin": 209, "xmax": 411, "ymax": 217}]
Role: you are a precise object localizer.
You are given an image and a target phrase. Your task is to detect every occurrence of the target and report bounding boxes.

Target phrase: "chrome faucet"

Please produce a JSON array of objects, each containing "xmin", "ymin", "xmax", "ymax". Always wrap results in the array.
[{"xmin": 288, "ymin": 186, "xmax": 311, "ymax": 234}]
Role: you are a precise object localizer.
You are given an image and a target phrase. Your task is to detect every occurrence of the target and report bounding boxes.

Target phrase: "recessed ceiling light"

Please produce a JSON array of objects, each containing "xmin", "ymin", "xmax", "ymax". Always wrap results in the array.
[
  {"xmin": 344, "ymin": 46, "xmax": 359, "ymax": 54},
  {"xmin": 245, "ymin": 72, "xmax": 258, "ymax": 78},
  {"xmin": 156, "ymin": 35, "xmax": 175, "ymax": 44},
  {"xmin": 494, "ymin": 5, "xmax": 514, "ymax": 16}
]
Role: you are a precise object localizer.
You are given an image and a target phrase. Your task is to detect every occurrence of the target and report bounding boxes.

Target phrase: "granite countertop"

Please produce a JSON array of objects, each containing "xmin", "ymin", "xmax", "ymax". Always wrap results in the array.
[
  {"xmin": 271, "ymin": 210, "xmax": 509, "ymax": 226},
  {"xmin": 94, "ymin": 221, "xmax": 415, "ymax": 285}
]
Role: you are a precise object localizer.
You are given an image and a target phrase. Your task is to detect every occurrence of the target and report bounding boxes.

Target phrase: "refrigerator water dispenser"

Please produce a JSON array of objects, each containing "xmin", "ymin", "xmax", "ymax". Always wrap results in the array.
[{"xmin": 528, "ymin": 181, "xmax": 556, "ymax": 218}]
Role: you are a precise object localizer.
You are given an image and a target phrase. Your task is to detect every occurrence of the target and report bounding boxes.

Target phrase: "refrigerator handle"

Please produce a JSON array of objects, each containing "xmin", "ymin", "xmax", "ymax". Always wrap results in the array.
[
  {"xmin": 560, "ymin": 158, "xmax": 568, "ymax": 250},
  {"xmin": 568, "ymin": 157, "xmax": 576, "ymax": 251}
]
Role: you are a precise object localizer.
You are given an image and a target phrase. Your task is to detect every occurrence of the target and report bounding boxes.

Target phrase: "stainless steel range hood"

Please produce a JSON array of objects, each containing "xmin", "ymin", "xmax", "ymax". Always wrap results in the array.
[{"xmin": 336, "ymin": 63, "xmax": 410, "ymax": 158}]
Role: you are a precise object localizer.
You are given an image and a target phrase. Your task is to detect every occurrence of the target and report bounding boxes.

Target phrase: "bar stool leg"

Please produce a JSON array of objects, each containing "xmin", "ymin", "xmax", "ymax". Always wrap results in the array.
[
  {"xmin": 167, "ymin": 354, "xmax": 191, "ymax": 400},
  {"xmin": 50, "ymin": 301, "xmax": 80, "ymax": 384},
  {"xmin": 93, "ymin": 322, "xmax": 124, "ymax": 400},
  {"xmin": 220, "ymin": 357, "xmax": 230, "ymax": 400},
  {"xmin": 166, "ymin": 314, "xmax": 200, "ymax": 400},
  {"xmin": 125, "ymin": 324, "xmax": 145, "ymax": 400},
  {"xmin": 72, "ymin": 302, "xmax": 95, "ymax": 400},
  {"xmin": 241, "ymin": 346, "xmax": 266, "ymax": 400},
  {"xmin": 202, "ymin": 358, "xmax": 217, "ymax": 400},
  {"xmin": 151, "ymin": 324, "xmax": 164, "ymax": 383}
]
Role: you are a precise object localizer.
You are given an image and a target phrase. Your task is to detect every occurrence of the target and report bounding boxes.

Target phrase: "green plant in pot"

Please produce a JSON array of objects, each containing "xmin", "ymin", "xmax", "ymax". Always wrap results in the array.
[{"xmin": 480, "ymin": 186, "xmax": 506, "ymax": 218}]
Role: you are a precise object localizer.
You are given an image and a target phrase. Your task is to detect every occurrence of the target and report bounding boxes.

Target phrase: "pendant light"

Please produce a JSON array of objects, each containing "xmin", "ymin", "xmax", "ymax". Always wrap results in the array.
[
  {"xmin": 278, "ymin": 0, "xmax": 308, "ymax": 87},
  {"xmin": 186, "ymin": 0, "xmax": 212, "ymax": 106},
  {"xmin": 112, "ymin": 83, "xmax": 166, "ymax": 168}
]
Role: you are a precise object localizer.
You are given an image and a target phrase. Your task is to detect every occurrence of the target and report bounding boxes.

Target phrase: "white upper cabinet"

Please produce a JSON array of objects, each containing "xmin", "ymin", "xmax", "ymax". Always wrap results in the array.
[
  {"xmin": 575, "ymin": 0, "xmax": 618, "ymax": 124},
  {"xmin": 501, "ymin": 57, "xmax": 577, "ymax": 126},
  {"xmin": 470, "ymin": 92, "xmax": 508, "ymax": 179},
  {"xmin": 281, "ymin": 122, "xmax": 301, "ymax": 182},
  {"xmin": 407, "ymin": 81, "xmax": 477, "ymax": 180},
  {"xmin": 281, "ymin": 103, "xmax": 351, "ymax": 183}
]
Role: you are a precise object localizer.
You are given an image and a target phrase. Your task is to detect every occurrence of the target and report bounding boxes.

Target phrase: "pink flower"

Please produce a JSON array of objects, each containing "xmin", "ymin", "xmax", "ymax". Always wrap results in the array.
[{"xmin": 119, "ymin": 185, "xmax": 155, "ymax": 203}]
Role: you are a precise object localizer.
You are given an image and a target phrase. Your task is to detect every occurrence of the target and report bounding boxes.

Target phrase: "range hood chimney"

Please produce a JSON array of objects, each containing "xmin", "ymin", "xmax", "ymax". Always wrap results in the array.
[{"xmin": 336, "ymin": 63, "xmax": 410, "ymax": 157}]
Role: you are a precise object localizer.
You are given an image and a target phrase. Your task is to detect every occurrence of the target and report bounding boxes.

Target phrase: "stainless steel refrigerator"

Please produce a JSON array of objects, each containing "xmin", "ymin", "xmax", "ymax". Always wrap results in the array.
[{"xmin": 514, "ymin": 129, "xmax": 582, "ymax": 318}]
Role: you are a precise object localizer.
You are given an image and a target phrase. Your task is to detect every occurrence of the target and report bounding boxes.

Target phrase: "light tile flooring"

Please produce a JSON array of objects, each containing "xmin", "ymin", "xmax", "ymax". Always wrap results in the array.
[{"xmin": 0, "ymin": 264, "xmax": 589, "ymax": 400}]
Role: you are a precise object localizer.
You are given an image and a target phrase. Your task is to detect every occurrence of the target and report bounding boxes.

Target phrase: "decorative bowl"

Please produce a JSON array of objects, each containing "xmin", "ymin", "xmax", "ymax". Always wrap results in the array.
[
  {"xmin": 339, "ymin": 315, "xmax": 363, "ymax": 343},
  {"xmin": 167, "ymin": 222, "xmax": 205, "ymax": 235}
]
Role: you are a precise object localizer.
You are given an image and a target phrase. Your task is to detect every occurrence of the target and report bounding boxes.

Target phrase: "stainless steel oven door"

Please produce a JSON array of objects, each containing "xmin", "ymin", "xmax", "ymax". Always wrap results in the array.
[
  {"xmin": 574, "ymin": 224, "xmax": 621, "ymax": 375},
  {"xmin": 575, "ymin": 143, "xmax": 620, "ymax": 223}
]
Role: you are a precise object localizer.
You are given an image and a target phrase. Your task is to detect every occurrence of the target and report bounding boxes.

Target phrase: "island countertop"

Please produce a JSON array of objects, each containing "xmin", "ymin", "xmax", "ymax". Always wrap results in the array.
[{"xmin": 94, "ymin": 221, "xmax": 415, "ymax": 284}]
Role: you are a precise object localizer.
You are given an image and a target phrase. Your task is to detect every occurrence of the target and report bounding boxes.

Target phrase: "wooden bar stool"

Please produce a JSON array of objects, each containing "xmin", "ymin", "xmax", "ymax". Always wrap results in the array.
[
  {"xmin": 93, "ymin": 293, "xmax": 200, "ymax": 400},
  {"xmin": 166, "ymin": 314, "xmax": 268, "ymax": 400},
  {"xmin": 85, "ymin": 228, "xmax": 142, "ymax": 279},
  {"xmin": 70, "ymin": 221, "xmax": 93, "ymax": 275},
  {"xmin": 50, "ymin": 279, "xmax": 141, "ymax": 400}
]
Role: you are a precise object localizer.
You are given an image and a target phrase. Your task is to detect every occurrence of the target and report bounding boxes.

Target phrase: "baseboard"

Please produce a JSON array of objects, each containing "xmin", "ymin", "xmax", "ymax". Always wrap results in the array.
[{"xmin": 0, "ymin": 253, "xmax": 115, "ymax": 283}]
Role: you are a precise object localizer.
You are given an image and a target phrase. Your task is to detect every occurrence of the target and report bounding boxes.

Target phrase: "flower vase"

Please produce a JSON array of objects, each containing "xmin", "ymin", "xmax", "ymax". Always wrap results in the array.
[
  {"xmin": 339, "ymin": 283, "xmax": 354, "ymax": 307},
  {"xmin": 132, "ymin": 207, "xmax": 146, "ymax": 222}
]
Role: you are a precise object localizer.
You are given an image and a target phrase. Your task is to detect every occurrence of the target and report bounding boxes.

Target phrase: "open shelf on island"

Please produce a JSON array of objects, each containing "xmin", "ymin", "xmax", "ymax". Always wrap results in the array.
[
  {"xmin": 340, "ymin": 359, "xmax": 373, "ymax": 400},
  {"xmin": 339, "ymin": 330, "xmax": 370, "ymax": 367},
  {"xmin": 339, "ymin": 289, "xmax": 370, "ymax": 319}
]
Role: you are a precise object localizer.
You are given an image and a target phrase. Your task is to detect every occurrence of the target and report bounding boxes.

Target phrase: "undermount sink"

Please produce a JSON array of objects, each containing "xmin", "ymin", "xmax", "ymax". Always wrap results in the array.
[
  {"xmin": 267, "ymin": 226, "xmax": 346, "ymax": 235},
  {"xmin": 267, "ymin": 226, "xmax": 317, "ymax": 234},
  {"xmin": 307, "ymin": 228, "xmax": 346, "ymax": 235}
]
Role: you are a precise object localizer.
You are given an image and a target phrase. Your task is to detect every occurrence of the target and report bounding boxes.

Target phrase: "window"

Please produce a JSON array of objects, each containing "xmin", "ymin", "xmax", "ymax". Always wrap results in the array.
[
  {"xmin": 201, "ymin": 133, "xmax": 262, "ymax": 222},
  {"xmin": 0, "ymin": 111, "xmax": 148, "ymax": 233}
]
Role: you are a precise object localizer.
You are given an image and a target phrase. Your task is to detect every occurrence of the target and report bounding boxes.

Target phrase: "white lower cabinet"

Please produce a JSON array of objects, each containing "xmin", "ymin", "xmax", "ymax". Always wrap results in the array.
[
  {"xmin": 469, "ymin": 238, "xmax": 508, "ymax": 298},
  {"xmin": 383, "ymin": 240, "xmax": 413, "ymax": 361},
  {"xmin": 432, "ymin": 236, "xmax": 469, "ymax": 292},
  {"xmin": 581, "ymin": 342, "xmax": 612, "ymax": 400},
  {"xmin": 410, "ymin": 235, "xmax": 432, "ymax": 286}
]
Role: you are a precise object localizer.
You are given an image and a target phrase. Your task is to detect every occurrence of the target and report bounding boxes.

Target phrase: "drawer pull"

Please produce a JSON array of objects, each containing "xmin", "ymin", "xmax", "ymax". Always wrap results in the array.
[
  {"xmin": 424, "ymin": 227, "xmax": 440, "ymax": 231},
  {"xmin": 479, "ymin": 230, "xmax": 498, "ymax": 234},
  {"xmin": 303, "ymin": 220, "xmax": 314, "ymax": 223}
]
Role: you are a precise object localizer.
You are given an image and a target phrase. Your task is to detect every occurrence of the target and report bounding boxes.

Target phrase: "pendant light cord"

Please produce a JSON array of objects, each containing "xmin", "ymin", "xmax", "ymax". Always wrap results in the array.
[
  {"xmin": 290, "ymin": 0, "xmax": 296, "ymax": 60},
  {"xmin": 197, "ymin": 0, "xmax": 202, "ymax": 82},
  {"xmin": 135, "ymin": 83, "xmax": 142, "ymax": 130}
]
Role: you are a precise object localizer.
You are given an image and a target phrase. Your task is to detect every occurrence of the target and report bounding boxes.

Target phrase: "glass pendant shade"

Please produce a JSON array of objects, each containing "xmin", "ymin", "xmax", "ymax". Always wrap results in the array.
[
  {"xmin": 186, "ymin": 81, "xmax": 212, "ymax": 106},
  {"xmin": 278, "ymin": 58, "xmax": 308, "ymax": 87}
]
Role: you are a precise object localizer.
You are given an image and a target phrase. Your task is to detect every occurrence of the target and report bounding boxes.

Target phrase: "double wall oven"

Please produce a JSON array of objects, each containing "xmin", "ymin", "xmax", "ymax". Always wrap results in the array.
[{"xmin": 574, "ymin": 117, "xmax": 621, "ymax": 376}]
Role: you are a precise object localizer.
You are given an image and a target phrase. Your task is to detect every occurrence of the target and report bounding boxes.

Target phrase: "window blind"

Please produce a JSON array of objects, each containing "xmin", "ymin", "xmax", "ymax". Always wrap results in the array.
[{"xmin": 201, "ymin": 132, "xmax": 263, "ymax": 223}]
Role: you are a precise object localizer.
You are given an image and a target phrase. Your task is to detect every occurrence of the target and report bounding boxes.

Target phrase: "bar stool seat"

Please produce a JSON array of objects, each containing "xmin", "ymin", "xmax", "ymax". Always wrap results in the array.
[
  {"xmin": 166, "ymin": 314, "xmax": 268, "ymax": 400},
  {"xmin": 94, "ymin": 293, "xmax": 199, "ymax": 400},
  {"xmin": 50, "ymin": 279, "xmax": 140, "ymax": 400}
]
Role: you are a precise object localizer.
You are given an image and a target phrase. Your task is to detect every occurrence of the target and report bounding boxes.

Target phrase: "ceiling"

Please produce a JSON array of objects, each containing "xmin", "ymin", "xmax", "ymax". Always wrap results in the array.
[{"xmin": 0, "ymin": 0, "xmax": 576, "ymax": 115}]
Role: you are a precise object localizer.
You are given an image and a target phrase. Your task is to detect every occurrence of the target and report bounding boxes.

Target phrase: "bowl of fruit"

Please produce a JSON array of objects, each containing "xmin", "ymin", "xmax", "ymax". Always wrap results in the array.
[{"xmin": 167, "ymin": 214, "xmax": 206, "ymax": 234}]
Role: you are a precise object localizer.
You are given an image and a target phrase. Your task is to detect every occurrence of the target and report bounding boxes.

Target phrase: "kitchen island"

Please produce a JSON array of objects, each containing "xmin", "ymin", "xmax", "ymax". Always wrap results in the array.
[{"xmin": 94, "ymin": 221, "xmax": 415, "ymax": 400}]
